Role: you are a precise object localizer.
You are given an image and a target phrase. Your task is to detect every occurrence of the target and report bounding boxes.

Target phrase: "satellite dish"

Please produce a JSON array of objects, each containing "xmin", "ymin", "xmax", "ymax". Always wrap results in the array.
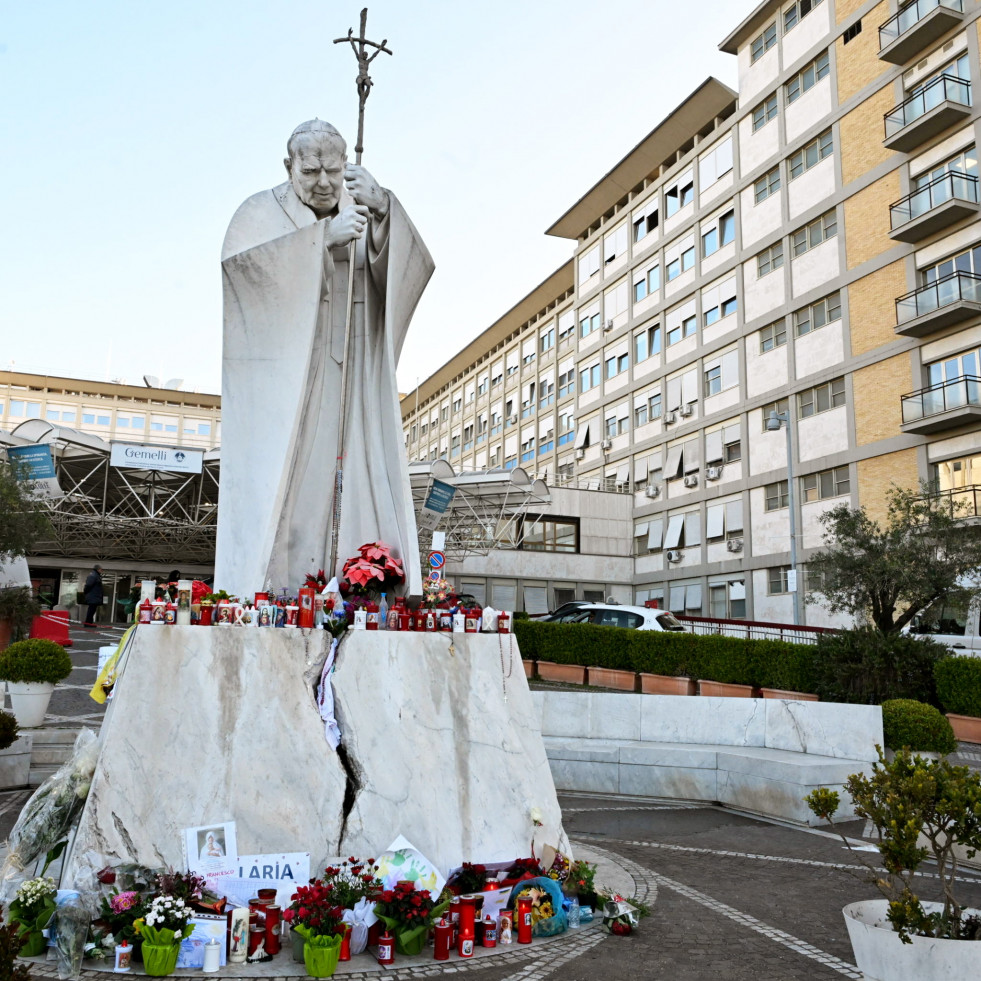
[
  {"xmin": 164, "ymin": 378, "xmax": 184, "ymax": 390},
  {"xmin": 143, "ymin": 375, "xmax": 160, "ymax": 388}
]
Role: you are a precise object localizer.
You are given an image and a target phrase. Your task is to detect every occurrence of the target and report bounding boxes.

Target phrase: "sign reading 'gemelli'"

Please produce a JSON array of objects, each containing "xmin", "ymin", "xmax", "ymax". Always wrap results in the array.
[{"xmin": 109, "ymin": 442, "xmax": 204, "ymax": 474}]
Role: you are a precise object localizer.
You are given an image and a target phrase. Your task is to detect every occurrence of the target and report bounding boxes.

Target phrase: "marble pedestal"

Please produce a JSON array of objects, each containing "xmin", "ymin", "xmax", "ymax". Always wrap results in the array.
[{"xmin": 62, "ymin": 627, "xmax": 566, "ymax": 885}]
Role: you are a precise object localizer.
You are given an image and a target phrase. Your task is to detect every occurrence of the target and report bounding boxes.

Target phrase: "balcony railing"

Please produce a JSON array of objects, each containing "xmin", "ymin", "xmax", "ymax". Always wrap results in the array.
[
  {"xmin": 889, "ymin": 171, "xmax": 978, "ymax": 241},
  {"xmin": 883, "ymin": 74, "xmax": 971, "ymax": 151},
  {"xmin": 926, "ymin": 483, "xmax": 981, "ymax": 519},
  {"xmin": 895, "ymin": 270, "xmax": 981, "ymax": 335},
  {"xmin": 901, "ymin": 374, "xmax": 981, "ymax": 429},
  {"xmin": 878, "ymin": 0, "xmax": 964, "ymax": 65}
]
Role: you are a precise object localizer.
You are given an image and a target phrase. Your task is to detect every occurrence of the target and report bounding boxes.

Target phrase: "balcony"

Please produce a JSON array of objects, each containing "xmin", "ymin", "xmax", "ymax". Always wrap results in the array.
[
  {"xmin": 900, "ymin": 375, "xmax": 981, "ymax": 433},
  {"xmin": 889, "ymin": 171, "xmax": 979, "ymax": 242},
  {"xmin": 924, "ymin": 483, "xmax": 981, "ymax": 520},
  {"xmin": 883, "ymin": 74, "xmax": 971, "ymax": 153},
  {"xmin": 878, "ymin": 0, "xmax": 964, "ymax": 65},
  {"xmin": 895, "ymin": 270, "xmax": 981, "ymax": 336}
]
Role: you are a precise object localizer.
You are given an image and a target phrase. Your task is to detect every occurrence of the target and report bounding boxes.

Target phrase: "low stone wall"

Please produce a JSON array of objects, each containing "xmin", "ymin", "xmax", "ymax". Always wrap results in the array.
[{"xmin": 530, "ymin": 690, "xmax": 882, "ymax": 825}]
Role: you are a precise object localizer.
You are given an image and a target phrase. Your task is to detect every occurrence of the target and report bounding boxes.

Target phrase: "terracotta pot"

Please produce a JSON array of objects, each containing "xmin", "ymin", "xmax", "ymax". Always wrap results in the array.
[
  {"xmin": 522, "ymin": 659, "xmax": 536, "ymax": 679},
  {"xmin": 587, "ymin": 667, "xmax": 638, "ymax": 692},
  {"xmin": 760, "ymin": 688, "xmax": 818, "ymax": 701},
  {"xmin": 697, "ymin": 680, "xmax": 756, "ymax": 698},
  {"xmin": 946, "ymin": 713, "xmax": 981, "ymax": 744},
  {"xmin": 639, "ymin": 673, "xmax": 697, "ymax": 696},
  {"xmin": 536, "ymin": 662, "xmax": 587, "ymax": 685}
]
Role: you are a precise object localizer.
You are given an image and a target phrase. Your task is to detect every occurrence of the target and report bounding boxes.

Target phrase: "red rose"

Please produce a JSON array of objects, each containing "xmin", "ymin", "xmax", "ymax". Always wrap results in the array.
[{"xmin": 97, "ymin": 867, "xmax": 117, "ymax": 885}]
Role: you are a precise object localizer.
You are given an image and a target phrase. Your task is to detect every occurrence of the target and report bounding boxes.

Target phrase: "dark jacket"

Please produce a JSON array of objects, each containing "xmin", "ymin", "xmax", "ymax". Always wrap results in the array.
[{"xmin": 83, "ymin": 568, "xmax": 103, "ymax": 604}]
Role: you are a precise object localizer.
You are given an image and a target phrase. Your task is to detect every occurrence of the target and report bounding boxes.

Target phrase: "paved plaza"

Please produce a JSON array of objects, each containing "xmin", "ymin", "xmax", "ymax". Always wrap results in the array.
[{"xmin": 2, "ymin": 623, "xmax": 981, "ymax": 980}]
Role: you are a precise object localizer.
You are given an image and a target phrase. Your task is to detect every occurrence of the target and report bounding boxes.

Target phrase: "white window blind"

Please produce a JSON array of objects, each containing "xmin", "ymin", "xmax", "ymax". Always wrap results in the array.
[
  {"xmin": 665, "ymin": 514, "xmax": 685, "ymax": 548},
  {"xmin": 648, "ymin": 518, "xmax": 664, "ymax": 550}
]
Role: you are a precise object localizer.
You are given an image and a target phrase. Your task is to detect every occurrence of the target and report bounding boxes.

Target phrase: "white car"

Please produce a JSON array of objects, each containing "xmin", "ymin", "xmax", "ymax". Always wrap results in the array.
[{"xmin": 545, "ymin": 603, "xmax": 687, "ymax": 632}]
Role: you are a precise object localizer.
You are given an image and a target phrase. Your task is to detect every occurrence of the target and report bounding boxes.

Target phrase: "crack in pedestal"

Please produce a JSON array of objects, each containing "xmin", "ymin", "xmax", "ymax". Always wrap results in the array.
[{"xmin": 334, "ymin": 742, "xmax": 362, "ymax": 851}]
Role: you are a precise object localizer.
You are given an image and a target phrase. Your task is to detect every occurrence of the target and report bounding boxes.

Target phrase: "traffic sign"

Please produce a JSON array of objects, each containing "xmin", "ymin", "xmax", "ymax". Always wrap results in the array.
[
  {"xmin": 428, "ymin": 551, "xmax": 445, "ymax": 569},
  {"xmin": 428, "ymin": 570, "xmax": 441, "ymax": 583}
]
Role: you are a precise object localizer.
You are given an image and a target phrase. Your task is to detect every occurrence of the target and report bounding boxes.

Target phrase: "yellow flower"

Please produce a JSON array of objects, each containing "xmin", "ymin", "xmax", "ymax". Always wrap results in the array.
[{"xmin": 132, "ymin": 919, "xmax": 144, "ymax": 935}]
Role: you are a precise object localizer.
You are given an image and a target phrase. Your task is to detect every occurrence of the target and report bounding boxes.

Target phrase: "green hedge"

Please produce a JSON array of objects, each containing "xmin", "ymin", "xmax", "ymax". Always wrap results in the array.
[
  {"xmin": 513, "ymin": 620, "xmax": 816, "ymax": 691},
  {"xmin": 881, "ymin": 699, "xmax": 957, "ymax": 754},
  {"xmin": 935, "ymin": 656, "xmax": 981, "ymax": 718}
]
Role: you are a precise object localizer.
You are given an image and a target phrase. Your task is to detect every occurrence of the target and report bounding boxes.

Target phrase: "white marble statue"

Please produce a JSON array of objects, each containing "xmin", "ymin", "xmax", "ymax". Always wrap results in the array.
[{"xmin": 216, "ymin": 120, "xmax": 432, "ymax": 598}]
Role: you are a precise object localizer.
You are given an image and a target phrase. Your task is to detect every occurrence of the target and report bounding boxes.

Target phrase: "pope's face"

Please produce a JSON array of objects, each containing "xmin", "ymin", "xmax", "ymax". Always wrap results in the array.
[{"xmin": 288, "ymin": 134, "xmax": 345, "ymax": 217}]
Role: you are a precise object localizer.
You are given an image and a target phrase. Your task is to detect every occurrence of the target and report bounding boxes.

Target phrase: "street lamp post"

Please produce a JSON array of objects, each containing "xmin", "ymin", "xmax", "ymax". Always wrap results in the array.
[{"xmin": 766, "ymin": 410, "xmax": 800, "ymax": 625}]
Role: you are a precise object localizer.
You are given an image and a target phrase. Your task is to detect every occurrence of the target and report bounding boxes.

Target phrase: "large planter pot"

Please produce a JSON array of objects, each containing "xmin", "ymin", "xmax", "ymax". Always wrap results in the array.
[
  {"xmin": 698, "ymin": 680, "xmax": 756, "ymax": 698},
  {"xmin": 947, "ymin": 712, "xmax": 981, "ymax": 744},
  {"xmin": 142, "ymin": 942, "xmax": 181, "ymax": 977},
  {"xmin": 587, "ymin": 667, "xmax": 638, "ymax": 692},
  {"xmin": 760, "ymin": 687, "xmax": 818, "ymax": 701},
  {"xmin": 522, "ymin": 659, "xmax": 536, "ymax": 679},
  {"xmin": 6, "ymin": 681, "xmax": 55, "ymax": 728},
  {"xmin": 639, "ymin": 673, "xmax": 697, "ymax": 696},
  {"xmin": 536, "ymin": 662, "xmax": 587, "ymax": 685},
  {"xmin": 843, "ymin": 900, "xmax": 981, "ymax": 981},
  {"xmin": 302, "ymin": 935, "xmax": 342, "ymax": 977}
]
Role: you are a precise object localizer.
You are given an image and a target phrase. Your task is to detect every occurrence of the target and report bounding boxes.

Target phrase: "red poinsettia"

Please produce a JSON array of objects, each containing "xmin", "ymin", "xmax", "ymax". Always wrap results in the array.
[
  {"xmin": 282, "ymin": 881, "xmax": 346, "ymax": 937},
  {"xmin": 305, "ymin": 569, "xmax": 329, "ymax": 590},
  {"xmin": 341, "ymin": 542, "xmax": 406, "ymax": 592}
]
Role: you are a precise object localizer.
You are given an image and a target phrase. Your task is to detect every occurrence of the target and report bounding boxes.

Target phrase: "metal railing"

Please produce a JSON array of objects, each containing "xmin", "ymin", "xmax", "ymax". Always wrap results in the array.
[
  {"xmin": 926, "ymin": 483, "xmax": 981, "ymax": 518},
  {"xmin": 901, "ymin": 374, "xmax": 981, "ymax": 423},
  {"xmin": 551, "ymin": 472, "xmax": 631, "ymax": 493},
  {"xmin": 895, "ymin": 270, "xmax": 981, "ymax": 324},
  {"xmin": 879, "ymin": 0, "xmax": 963, "ymax": 49},
  {"xmin": 676, "ymin": 615, "xmax": 833, "ymax": 646},
  {"xmin": 884, "ymin": 73, "xmax": 971, "ymax": 138},
  {"xmin": 889, "ymin": 170, "xmax": 978, "ymax": 228}
]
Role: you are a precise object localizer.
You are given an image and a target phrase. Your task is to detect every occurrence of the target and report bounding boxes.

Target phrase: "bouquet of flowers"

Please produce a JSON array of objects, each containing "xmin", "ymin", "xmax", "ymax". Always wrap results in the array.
[
  {"xmin": 8, "ymin": 876, "xmax": 57, "ymax": 955},
  {"xmin": 283, "ymin": 881, "xmax": 346, "ymax": 938},
  {"xmin": 447, "ymin": 862, "xmax": 487, "ymax": 895},
  {"xmin": 512, "ymin": 877, "xmax": 568, "ymax": 937},
  {"xmin": 321, "ymin": 858, "xmax": 381, "ymax": 909},
  {"xmin": 305, "ymin": 569, "xmax": 329, "ymax": 590},
  {"xmin": 422, "ymin": 577, "xmax": 453, "ymax": 609},
  {"xmin": 374, "ymin": 881, "xmax": 451, "ymax": 956},
  {"xmin": 135, "ymin": 895, "xmax": 194, "ymax": 945},
  {"xmin": 98, "ymin": 890, "xmax": 148, "ymax": 944},
  {"xmin": 341, "ymin": 542, "xmax": 405, "ymax": 594},
  {"xmin": 602, "ymin": 894, "xmax": 640, "ymax": 935}
]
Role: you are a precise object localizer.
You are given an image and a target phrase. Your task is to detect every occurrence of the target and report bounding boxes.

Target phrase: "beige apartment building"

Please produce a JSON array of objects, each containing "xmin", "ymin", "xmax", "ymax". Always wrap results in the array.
[{"xmin": 401, "ymin": 0, "xmax": 981, "ymax": 623}]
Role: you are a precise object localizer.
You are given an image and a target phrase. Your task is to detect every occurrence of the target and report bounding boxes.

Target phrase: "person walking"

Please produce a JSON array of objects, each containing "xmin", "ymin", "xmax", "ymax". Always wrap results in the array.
[{"xmin": 83, "ymin": 564, "xmax": 103, "ymax": 629}]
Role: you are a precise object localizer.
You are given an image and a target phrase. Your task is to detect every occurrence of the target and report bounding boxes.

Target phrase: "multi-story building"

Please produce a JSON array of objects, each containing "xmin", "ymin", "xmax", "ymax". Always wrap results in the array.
[{"xmin": 401, "ymin": 0, "xmax": 981, "ymax": 624}]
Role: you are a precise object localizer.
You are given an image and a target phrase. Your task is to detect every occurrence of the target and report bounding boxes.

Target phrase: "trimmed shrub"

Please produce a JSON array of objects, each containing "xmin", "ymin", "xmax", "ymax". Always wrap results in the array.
[
  {"xmin": 0, "ymin": 711, "xmax": 18, "ymax": 751},
  {"xmin": 810, "ymin": 628, "xmax": 944, "ymax": 706},
  {"xmin": 0, "ymin": 638, "xmax": 73, "ymax": 684},
  {"xmin": 881, "ymin": 699, "xmax": 957, "ymax": 754},
  {"xmin": 935, "ymin": 656, "xmax": 981, "ymax": 719}
]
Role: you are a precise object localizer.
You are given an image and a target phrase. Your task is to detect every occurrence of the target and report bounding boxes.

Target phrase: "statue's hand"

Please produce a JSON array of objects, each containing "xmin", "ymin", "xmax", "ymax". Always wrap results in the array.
[
  {"xmin": 324, "ymin": 205, "xmax": 370, "ymax": 248},
  {"xmin": 345, "ymin": 164, "xmax": 389, "ymax": 219}
]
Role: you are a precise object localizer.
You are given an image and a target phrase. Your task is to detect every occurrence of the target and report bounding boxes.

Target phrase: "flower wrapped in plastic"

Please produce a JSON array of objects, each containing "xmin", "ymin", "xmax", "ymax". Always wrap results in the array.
[
  {"xmin": 0, "ymin": 730, "xmax": 99, "ymax": 901},
  {"xmin": 51, "ymin": 903, "xmax": 90, "ymax": 981},
  {"xmin": 373, "ymin": 881, "xmax": 450, "ymax": 956},
  {"xmin": 602, "ymin": 895, "xmax": 640, "ymax": 935},
  {"xmin": 510, "ymin": 877, "xmax": 568, "ymax": 937}
]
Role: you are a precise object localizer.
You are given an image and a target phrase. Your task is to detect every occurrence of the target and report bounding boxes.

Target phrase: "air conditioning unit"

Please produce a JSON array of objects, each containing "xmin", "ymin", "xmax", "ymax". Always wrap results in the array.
[
  {"xmin": 683, "ymin": 474, "xmax": 698, "ymax": 488},
  {"xmin": 644, "ymin": 484, "xmax": 661, "ymax": 499},
  {"xmin": 679, "ymin": 404, "xmax": 694, "ymax": 417},
  {"xmin": 603, "ymin": 319, "xmax": 615, "ymax": 332},
  {"xmin": 663, "ymin": 411, "xmax": 677, "ymax": 424},
  {"xmin": 706, "ymin": 466, "xmax": 722, "ymax": 481},
  {"xmin": 575, "ymin": 448, "xmax": 585, "ymax": 460},
  {"xmin": 666, "ymin": 549, "xmax": 682, "ymax": 562},
  {"xmin": 600, "ymin": 438, "xmax": 612, "ymax": 450},
  {"xmin": 726, "ymin": 538, "xmax": 744, "ymax": 553}
]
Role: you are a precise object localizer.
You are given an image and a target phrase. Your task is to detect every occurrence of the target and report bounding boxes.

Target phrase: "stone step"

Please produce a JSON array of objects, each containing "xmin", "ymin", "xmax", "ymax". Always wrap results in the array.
[{"xmin": 26, "ymin": 728, "xmax": 82, "ymax": 785}]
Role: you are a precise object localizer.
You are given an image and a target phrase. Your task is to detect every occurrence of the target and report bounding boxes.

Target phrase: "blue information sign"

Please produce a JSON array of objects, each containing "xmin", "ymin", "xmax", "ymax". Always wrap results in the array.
[{"xmin": 6, "ymin": 444, "xmax": 56, "ymax": 480}]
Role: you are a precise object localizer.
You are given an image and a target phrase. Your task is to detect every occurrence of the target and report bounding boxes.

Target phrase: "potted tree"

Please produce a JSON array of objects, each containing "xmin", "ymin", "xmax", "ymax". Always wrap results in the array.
[
  {"xmin": 806, "ymin": 749, "xmax": 981, "ymax": 981},
  {"xmin": 0, "ymin": 639, "xmax": 73, "ymax": 727}
]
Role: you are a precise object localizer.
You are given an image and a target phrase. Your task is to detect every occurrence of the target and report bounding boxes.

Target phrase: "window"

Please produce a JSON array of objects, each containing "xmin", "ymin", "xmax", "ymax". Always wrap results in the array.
[
  {"xmin": 760, "ymin": 320, "xmax": 787, "ymax": 352},
  {"xmin": 704, "ymin": 365, "xmax": 722, "ymax": 397},
  {"xmin": 604, "ymin": 412, "xmax": 628, "ymax": 437},
  {"xmin": 522, "ymin": 516, "xmax": 578, "ymax": 552},
  {"xmin": 786, "ymin": 50, "xmax": 830, "ymax": 104},
  {"xmin": 702, "ymin": 210, "xmax": 735, "ymax": 257},
  {"xmin": 921, "ymin": 243, "xmax": 981, "ymax": 287},
  {"xmin": 634, "ymin": 274, "xmax": 647, "ymax": 303},
  {"xmin": 801, "ymin": 466, "xmax": 850, "ymax": 502},
  {"xmin": 578, "ymin": 245, "xmax": 600, "ymax": 282},
  {"xmin": 634, "ymin": 323, "xmax": 661, "ymax": 362},
  {"xmin": 703, "ymin": 285, "xmax": 737, "ymax": 326},
  {"xmin": 755, "ymin": 166, "xmax": 781, "ymax": 204},
  {"xmin": 477, "ymin": 376, "xmax": 489, "ymax": 395},
  {"xmin": 604, "ymin": 224, "xmax": 629, "ymax": 264},
  {"xmin": 756, "ymin": 241, "xmax": 784, "ymax": 277},
  {"xmin": 522, "ymin": 349, "xmax": 535, "ymax": 366},
  {"xmin": 7, "ymin": 400, "xmax": 40, "ymax": 418},
  {"xmin": 665, "ymin": 172, "xmax": 694, "ymax": 217},
  {"xmin": 699, "ymin": 137, "xmax": 734, "ymax": 189},
  {"xmin": 710, "ymin": 581, "xmax": 747, "ymax": 618},
  {"xmin": 752, "ymin": 93, "xmax": 778, "ymax": 132},
  {"xmin": 706, "ymin": 498, "xmax": 744, "ymax": 541},
  {"xmin": 791, "ymin": 209, "xmax": 837, "ymax": 257},
  {"xmin": 842, "ymin": 18, "xmax": 861, "ymax": 43},
  {"xmin": 580, "ymin": 311, "xmax": 602, "ymax": 338},
  {"xmin": 558, "ymin": 367, "xmax": 575, "ymax": 398},
  {"xmin": 703, "ymin": 350, "xmax": 738, "ymax": 397},
  {"xmin": 797, "ymin": 377, "xmax": 845, "ymax": 417},
  {"xmin": 579, "ymin": 364, "xmax": 601, "ymax": 392},
  {"xmin": 790, "ymin": 128, "xmax": 833, "ymax": 179},
  {"xmin": 453, "ymin": 397, "xmax": 462, "ymax": 413},
  {"xmin": 633, "ymin": 201, "xmax": 659, "ymax": 243},
  {"xmin": 558, "ymin": 410, "xmax": 575, "ymax": 445},
  {"xmin": 766, "ymin": 480, "xmax": 789, "ymax": 511},
  {"xmin": 649, "ymin": 391, "xmax": 663, "ymax": 420},
  {"xmin": 667, "ymin": 314, "xmax": 697, "ymax": 346},
  {"xmin": 768, "ymin": 566, "xmax": 791, "ymax": 595},
  {"xmin": 605, "ymin": 353, "xmax": 629, "ymax": 379},
  {"xmin": 762, "ymin": 396, "xmax": 789, "ymax": 430},
  {"xmin": 538, "ymin": 377, "xmax": 555, "ymax": 408},
  {"xmin": 490, "ymin": 410, "xmax": 502, "ymax": 436},
  {"xmin": 557, "ymin": 311, "xmax": 575, "ymax": 341},
  {"xmin": 784, "ymin": 0, "xmax": 823, "ymax": 32},
  {"xmin": 520, "ymin": 435, "xmax": 535, "ymax": 462},
  {"xmin": 751, "ymin": 22, "xmax": 777, "ymax": 63},
  {"xmin": 441, "ymin": 404, "xmax": 449, "ymax": 421},
  {"xmin": 794, "ymin": 291, "xmax": 841, "ymax": 336},
  {"xmin": 520, "ymin": 383, "xmax": 536, "ymax": 418},
  {"xmin": 666, "ymin": 244, "xmax": 695, "ymax": 281}
]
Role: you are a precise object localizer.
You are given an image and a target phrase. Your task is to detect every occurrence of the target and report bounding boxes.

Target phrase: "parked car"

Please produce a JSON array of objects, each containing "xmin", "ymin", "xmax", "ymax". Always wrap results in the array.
[
  {"xmin": 535, "ymin": 601, "xmax": 592, "ymax": 622},
  {"xmin": 545, "ymin": 603, "xmax": 687, "ymax": 632}
]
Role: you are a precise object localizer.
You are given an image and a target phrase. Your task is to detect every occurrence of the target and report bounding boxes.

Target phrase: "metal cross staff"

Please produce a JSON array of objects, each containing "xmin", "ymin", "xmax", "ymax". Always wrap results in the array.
[{"xmin": 327, "ymin": 9, "xmax": 392, "ymax": 581}]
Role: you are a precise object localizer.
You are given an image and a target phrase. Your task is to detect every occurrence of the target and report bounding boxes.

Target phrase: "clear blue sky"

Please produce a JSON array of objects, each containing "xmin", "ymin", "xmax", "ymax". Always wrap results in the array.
[{"xmin": 0, "ymin": 1, "xmax": 739, "ymax": 396}]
